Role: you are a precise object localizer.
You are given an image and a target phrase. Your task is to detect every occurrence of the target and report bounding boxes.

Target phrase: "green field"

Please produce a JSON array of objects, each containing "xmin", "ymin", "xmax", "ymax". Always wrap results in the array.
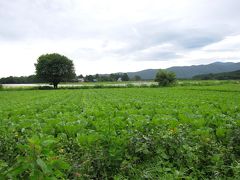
[{"xmin": 0, "ymin": 84, "xmax": 240, "ymax": 179}]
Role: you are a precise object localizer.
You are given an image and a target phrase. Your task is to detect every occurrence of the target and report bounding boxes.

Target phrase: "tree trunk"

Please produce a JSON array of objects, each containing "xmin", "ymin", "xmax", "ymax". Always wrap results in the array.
[{"xmin": 53, "ymin": 82, "xmax": 58, "ymax": 89}]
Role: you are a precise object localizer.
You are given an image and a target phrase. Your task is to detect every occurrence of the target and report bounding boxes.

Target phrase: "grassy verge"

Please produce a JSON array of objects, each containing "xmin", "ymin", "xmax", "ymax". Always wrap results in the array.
[{"xmin": 0, "ymin": 80, "xmax": 239, "ymax": 91}]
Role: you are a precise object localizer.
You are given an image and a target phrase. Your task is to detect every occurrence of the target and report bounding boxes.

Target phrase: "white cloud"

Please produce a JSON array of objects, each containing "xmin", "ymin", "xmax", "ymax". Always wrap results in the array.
[
  {"xmin": 0, "ymin": 0, "xmax": 240, "ymax": 77},
  {"xmin": 203, "ymin": 35, "xmax": 240, "ymax": 52}
]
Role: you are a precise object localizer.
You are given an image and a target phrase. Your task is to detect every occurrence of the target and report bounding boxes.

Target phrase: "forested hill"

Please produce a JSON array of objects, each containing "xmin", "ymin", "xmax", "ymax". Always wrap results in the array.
[
  {"xmin": 127, "ymin": 62, "xmax": 240, "ymax": 79},
  {"xmin": 193, "ymin": 69, "xmax": 240, "ymax": 80}
]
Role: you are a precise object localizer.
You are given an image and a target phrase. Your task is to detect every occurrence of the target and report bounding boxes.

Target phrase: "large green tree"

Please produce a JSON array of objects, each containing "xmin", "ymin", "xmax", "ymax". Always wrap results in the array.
[{"xmin": 35, "ymin": 53, "xmax": 76, "ymax": 88}]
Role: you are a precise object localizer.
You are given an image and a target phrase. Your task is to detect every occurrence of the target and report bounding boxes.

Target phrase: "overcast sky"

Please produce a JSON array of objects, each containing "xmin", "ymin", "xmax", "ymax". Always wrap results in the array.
[{"xmin": 0, "ymin": 0, "xmax": 240, "ymax": 77}]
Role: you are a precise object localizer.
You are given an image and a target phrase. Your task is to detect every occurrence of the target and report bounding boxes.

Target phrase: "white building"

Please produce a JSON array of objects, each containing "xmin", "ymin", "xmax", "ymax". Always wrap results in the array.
[
  {"xmin": 117, "ymin": 77, "xmax": 122, "ymax": 82},
  {"xmin": 78, "ymin": 78, "xmax": 84, "ymax": 82}
]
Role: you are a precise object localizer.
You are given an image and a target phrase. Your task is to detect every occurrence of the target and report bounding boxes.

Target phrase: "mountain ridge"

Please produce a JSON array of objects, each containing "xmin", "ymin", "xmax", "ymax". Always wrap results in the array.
[{"xmin": 126, "ymin": 62, "xmax": 240, "ymax": 79}]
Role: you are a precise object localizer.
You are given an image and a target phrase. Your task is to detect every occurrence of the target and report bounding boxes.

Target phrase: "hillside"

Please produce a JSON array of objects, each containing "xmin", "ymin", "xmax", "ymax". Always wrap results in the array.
[
  {"xmin": 193, "ymin": 69, "xmax": 240, "ymax": 80},
  {"xmin": 127, "ymin": 62, "xmax": 240, "ymax": 79}
]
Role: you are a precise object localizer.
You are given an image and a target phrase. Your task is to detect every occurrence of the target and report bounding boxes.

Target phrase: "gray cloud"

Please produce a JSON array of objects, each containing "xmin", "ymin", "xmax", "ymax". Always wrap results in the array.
[
  {"xmin": 107, "ymin": 20, "xmax": 226, "ymax": 61},
  {"xmin": 135, "ymin": 51, "xmax": 182, "ymax": 61},
  {"xmin": 1, "ymin": 0, "xmax": 240, "ymax": 76},
  {"xmin": 0, "ymin": 0, "xmax": 102, "ymax": 41},
  {"xmin": 176, "ymin": 32, "xmax": 223, "ymax": 49}
]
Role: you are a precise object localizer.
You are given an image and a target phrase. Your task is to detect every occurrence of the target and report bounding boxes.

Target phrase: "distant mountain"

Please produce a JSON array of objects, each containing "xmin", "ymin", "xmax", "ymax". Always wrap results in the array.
[
  {"xmin": 127, "ymin": 69, "xmax": 157, "ymax": 80},
  {"xmin": 127, "ymin": 62, "xmax": 240, "ymax": 79},
  {"xmin": 193, "ymin": 69, "xmax": 240, "ymax": 80}
]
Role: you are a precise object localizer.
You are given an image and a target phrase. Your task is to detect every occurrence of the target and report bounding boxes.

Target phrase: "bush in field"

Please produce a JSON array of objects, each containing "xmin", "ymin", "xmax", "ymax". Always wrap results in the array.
[
  {"xmin": 155, "ymin": 70, "xmax": 176, "ymax": 86},
  {"xmin": 35, "ymin": 53, "xmax": 76, "ymax": 89},
  {"xmin": 133, "ymin": 75, "xmax": 142, "ymax": 81},
  {"xmin": 0, "ymin": 84, "xmax": 2, "ymax": 90}
]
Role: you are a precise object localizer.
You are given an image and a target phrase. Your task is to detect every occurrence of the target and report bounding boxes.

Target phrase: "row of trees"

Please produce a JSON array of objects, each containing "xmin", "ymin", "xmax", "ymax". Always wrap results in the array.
[
  {"xmin": 82, "ymin": 73, "xmax": 130, "ymax": 82},
  {"xmin": 193, "ymin": 70, "xmax": 240, "ymax": 80},
  {"xmin": 0, "ymin": 73, "xmax": 132, "ymax": 84},
  {"xmin": 1, "ymin": 53, "xmax": 176, "ymax": 88},
  {"xmin": 0, "ymin": 75, "xmax": 43, "ymax": 84}
]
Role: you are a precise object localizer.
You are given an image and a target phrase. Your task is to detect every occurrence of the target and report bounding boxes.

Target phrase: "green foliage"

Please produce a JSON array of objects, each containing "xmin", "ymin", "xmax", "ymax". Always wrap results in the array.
[
  {"xmin": 35, "ymin": 53, "xmax": 76, "ymax": 88},
  {"xmin": 132, "ymin": 75, "xmax": 142, "ymax": 81},
  {"xmin": 3, "ymin": 135, "xmax": 69, "ymax": 179},
  {"xmin": 193, "ymin": 70, "xmax": 240, "ymax": 80},
  {"xmin": 155, "ymin": 69, "xmax": 176, "ymax": 86},
  {"xmin": 84, "ymin": 75, "xmax": 95, "ymax": 82},
  {"xmin": 108, "ymin": 73, "xmax": 129, "ymax": 82},
  {"xmin": 122, "ymin": 73, "xmax": 130, "ymax": 81},
  {"xmin": 0, "ymin": 75, "xmax": 43, "ymax": 84},
  {"xmin": 0, "ymin": 84, "xmax": 240, "ymax": 178},
  {"xmin": 83, "ymin": 73, "xmax": 130, "ymax": 82}
]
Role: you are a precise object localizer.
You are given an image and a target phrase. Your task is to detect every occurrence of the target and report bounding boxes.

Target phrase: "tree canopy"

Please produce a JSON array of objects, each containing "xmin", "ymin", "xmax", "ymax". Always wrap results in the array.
[
  {"xmin": 35, "ymin": 53, "xmax": 76, "ymax": 88},
  {"xmin": 155, "ymin": 69, "xmax": 176, "ymax": 86}
]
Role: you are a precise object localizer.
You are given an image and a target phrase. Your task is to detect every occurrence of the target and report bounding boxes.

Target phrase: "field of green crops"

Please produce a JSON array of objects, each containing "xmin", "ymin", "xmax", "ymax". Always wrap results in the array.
[{"xmin": 0, "ymin": 84, "xmax": 240, "ymax": 179}]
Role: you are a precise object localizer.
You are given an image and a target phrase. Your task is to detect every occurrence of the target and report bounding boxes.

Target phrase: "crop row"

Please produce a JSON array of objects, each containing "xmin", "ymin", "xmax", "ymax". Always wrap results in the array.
[{"xmin": 0, "ymin": 86, "xmax": 240, "ymax": 179}]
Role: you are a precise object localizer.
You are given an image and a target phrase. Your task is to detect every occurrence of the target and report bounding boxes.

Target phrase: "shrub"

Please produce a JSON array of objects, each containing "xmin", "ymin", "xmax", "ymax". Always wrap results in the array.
[
  {"xmin": 126, "ymin": 84, "xmax": 134, "ymax": 88},
  {"xmin": 93, "ymin": 84, "xmax": 104, "ymax": 89},
  {"xmin": 37, "ymin": 86, "xmax": 54, "ymax": 90},
  {"xmin": 155, "ymin": 70, "xmax": 176, "ymax": 86}
]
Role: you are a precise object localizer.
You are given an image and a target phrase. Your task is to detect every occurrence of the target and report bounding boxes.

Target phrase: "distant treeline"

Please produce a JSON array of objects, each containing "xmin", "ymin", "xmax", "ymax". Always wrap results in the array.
[
  {"xmin": 193, "ymin": 70, "xmax": 240, "ymax": 80},
  {"xmin": 82, "ymin": 73, "xmax": 130, "ymax": 82},
  {"xmin": 0, "ymin": 73, "xmax": 135, "ymax": 84},
  {"xmin": 0, "ymin": 75, "xmax": 43, "ymax": 84}
]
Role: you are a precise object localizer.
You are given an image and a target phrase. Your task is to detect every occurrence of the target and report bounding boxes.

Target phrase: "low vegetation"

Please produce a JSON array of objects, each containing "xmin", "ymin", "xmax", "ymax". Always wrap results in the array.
[{"xmin": 0, "ymin": 83, "xmax": 240, "ymax": 178}]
